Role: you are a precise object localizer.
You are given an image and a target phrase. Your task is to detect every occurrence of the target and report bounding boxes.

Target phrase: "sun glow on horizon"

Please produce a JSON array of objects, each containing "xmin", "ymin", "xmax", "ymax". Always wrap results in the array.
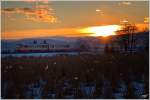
[{"xmin": 80, "ymin": 25, "xmax": 121, "ymax": 37}]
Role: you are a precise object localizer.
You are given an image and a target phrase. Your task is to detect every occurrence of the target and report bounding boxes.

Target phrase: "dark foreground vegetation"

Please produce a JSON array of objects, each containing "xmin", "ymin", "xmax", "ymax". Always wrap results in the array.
[{"xmin": 1, "ymin": 52, "xmax": 149, "ymax": 99}]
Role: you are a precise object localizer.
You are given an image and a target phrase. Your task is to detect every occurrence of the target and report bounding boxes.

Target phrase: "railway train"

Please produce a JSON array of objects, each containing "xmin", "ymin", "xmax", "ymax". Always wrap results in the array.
[{"xmin": 15, "ymin": 42, "xmax": 79, "ymax": 53}]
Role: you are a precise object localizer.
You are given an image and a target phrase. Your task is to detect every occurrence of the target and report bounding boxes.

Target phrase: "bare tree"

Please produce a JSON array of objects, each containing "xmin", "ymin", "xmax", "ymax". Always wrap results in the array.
[{"xmin": 118, "ymin": 23, "xmax": 137, "ymax": 53}]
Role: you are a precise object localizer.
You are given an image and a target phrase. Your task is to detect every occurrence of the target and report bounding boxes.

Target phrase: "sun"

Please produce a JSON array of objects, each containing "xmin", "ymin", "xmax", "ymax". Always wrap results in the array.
[{"xmin": 80, "ymin": 25, "xmax": 121, "ymax": 37}]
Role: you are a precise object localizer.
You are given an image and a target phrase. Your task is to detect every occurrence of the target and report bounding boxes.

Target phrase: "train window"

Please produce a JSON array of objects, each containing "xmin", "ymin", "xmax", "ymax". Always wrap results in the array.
[
  {"xmin": 24, "ymin": 45, "xmax": 28, "ymax": 48},
  {"xmin": 52, "ymin": 45, "xmax": 54, "ymax": 48},
  {"xmin": 66, "ymin": 45, "xmax": 70, "ymax": 48}
]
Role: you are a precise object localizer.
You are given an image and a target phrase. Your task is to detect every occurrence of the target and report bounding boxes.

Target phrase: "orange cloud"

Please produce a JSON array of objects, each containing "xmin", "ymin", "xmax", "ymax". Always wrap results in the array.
[
  {"xmin": 144, "ymin": 17, "xmax": 149, "ymax": 23},
  {"xmin": 1, "ymin": 1, "xmax": 59, "ymax": 23}
]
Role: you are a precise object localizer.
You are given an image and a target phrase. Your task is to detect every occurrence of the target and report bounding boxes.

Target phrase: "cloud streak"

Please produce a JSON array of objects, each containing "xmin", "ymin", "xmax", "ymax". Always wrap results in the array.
[
  {"xmin": 2, "ymin": 28, "xmax": 92, "ymax": 40},
  {"xmin": 144, "ymin": 17, "xmax": 149, "ymax": 23},
  {"xmin": 24, "ymin": 0, "xmax": 48, "ymax": 4},
  {"xmin": 96, "ymin": 9, "xmax": 104, "ymax": 15},
  {"xmin": 118, "ymin": 1, "xmax": 132, "ymax": 6},
  {"xmin": 2, "ymin": 23, "xmax": 148, "ymax": 40}
]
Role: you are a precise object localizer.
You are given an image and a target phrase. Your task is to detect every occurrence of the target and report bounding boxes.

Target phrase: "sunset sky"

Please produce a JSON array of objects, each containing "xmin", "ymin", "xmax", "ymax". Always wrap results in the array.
[{"xmin": 1, "ymin": 1, "xmax": 149, "ymax": 40}]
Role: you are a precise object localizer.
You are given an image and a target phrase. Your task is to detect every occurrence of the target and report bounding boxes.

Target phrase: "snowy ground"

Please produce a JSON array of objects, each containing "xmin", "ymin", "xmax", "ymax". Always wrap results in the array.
[{"xmin": 1, "ymin": 53, "xmax": 148, "ymax": 99}]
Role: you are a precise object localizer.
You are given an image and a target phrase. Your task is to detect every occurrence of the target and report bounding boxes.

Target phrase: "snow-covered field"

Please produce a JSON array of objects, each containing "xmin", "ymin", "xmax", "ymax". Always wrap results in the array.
[
  {"xmin": 1, "ymin": 52, "xmax": 79, "ymax": 57},
  {"xmin": 1, "ymin": 53, "xmax": 148, "ymax": 99}
]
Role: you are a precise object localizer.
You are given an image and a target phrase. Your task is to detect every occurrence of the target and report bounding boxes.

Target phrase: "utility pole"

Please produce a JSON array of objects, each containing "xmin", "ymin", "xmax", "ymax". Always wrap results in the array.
[
  {"xmin": 121, "ymin": 20, "xmax": 130, "ymax": 52},
  {"xmin": 129, "ymin": 24, "xmax": 137, "ymax": 54}
]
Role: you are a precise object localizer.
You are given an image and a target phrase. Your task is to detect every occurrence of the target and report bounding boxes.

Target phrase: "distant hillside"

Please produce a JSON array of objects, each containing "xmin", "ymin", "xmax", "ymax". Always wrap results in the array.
[{"xmin": 1, "ymin": 36, "xmax": 101, "ymax": 52}]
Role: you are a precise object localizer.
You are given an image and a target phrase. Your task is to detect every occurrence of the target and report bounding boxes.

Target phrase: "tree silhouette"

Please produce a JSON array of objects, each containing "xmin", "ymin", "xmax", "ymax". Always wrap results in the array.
[
  {"xmin": 104, "ymin": 44, "xmax": 109, "ymax": 53},
  {"xmin": 125, "ymin": 82, "xmax": 136, "ymax": 99},
  {"xmin": 117, "ymin": 23, "xmax": 137, "ymax": 53}
]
